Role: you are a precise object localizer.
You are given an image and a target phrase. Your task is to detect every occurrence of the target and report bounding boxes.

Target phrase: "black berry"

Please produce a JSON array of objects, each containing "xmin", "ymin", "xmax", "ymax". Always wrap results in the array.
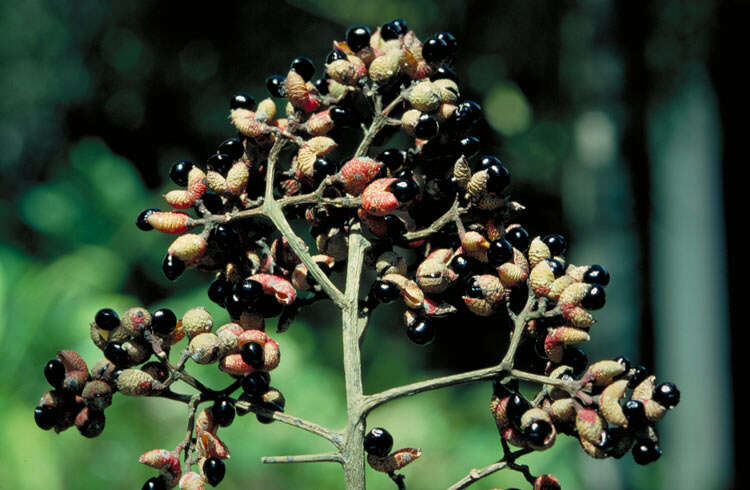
[
  {"xmin": 203, "ymin": 457, "xmax": 226, "ymax": 486},
  {"xmin": 34, "ymin": 405, "xmax": 57, "ymax": 430},
  {"xmin": 524, "ymin": 420, "xmax": 552, "ymax": 446},
  {"xmin": 422, "ymin": 36, "xmax": 451, "ymax": 63},
  {"xmin": 465, "ymin": 278, "xmax": 484, "ymax": 298},
  {"xmin": 583, "ymin": 264, "xmax": 610, "ymax": 286},
  {"xmin": 255, "ymin": 294, "xmax": 283, "ymax": 318},
  {"xmin": 314, "ymin": 77, "xmax": 329, "ymax": 95},
  {"xmin": 240, "ymin": 341, "xmax": 265, "ymax": 369},
  {"xmin": 230, "ymin": 93, "xmax": 255, "ymax": 110},
  {"xmin": 236, "ymin": 278, "xmax": 264, "ymax": 305},
  {"xmin": 488, "ymin": 239, "xmax": 513, "ymax": 266},
  {"xmin": 77, "ymin": 409, "xmax": 105, "ymax": 438},
  {"xmin": 450, "ymin": 254, "xmax": 474, "ymax": 279},
  {"xmin": 455, "ymin": 136, "xmax": 479, "ymax": 158},
  {"xmin": 210, "ymin": 224, "xmax": 241, "ymax": 254},
  {"xmin": 104, "ymin": 342, "xmax": 130, "ymax": 367},
  {"xmin": 628, "ymin": 365, "xmax": 649, "ymax": 389},
  {"xmin": 622, "ymin": 400, "xmax": 648, "ymax": 429},
  {"xmin": 169, "ymin": 160, "xmax": 194, "ymax": 186},
  {"xmin": 407, "ymin": 318, "xmax": 435, "ymax": 345},
  {"xmin": 162, "ymin": 254, "xmax": 185, "ymax": 281},
  {"xmin": 377, "ymin": 149, "xmax": 407, "ymax": 170},
  {"xmin": 44, "ymin": 359, "xmax": 65, "ymax": 388},
  {"xmin": 492, "ymin": 378, "xmax": 519, "ymax": 398},
  {"xmin": 330, "ymin": 106, "xmax": 355, "ymax": 127},
  {"xmin": 389, "ymin": 179, "xmax": 419, "ymax": 203},
  {"xmin": 436, "ymin": 32, "xmax": 457, "ymax": 53},
  {"xmin": 479, "ymin": 155, "xmax": 502, "ymax": 170},
  {"xmin": 266, "ymin": 75, "xmax": 285, "ymax": 97},
  {"xmin": 381, "ymin": 19, "xmax": 408, "ymax": 40},
  {"xmin": 201, "ymin": 192, "xmax": 224, "ymax": 214},
  {"xmin": 653, "ymin": 382, "xmax": 680, "ymax": 408},
  {"xmin": 95, "ymin": 308, "xmax": 120, "ymax": 331},
  {"xmin": 614, "ymin": 356, "xmax": 631, "ymax": 373},
  {"xmin": 363, "ymin": 427, "xmax": 393, "ymax": 457},
  {"xmin": 345, "ymin": 25, "xmax": 371, "ymax": 52},
  {"xmin": 486, "ymin": 164, "xmax": 511, "ymax": 194},
  {"xmin": 326, "ymin": 49, "xmax": 347, "ymax": 63},
  {"xmin": 212, "ymin": 399, "xmax": 236, "ymax": 427},
  {"xmin": 152, "ymin": 308, "xmax": 177, "ymax": 336},
  {"xmin": 505, "ymin": 393, "xmax": 531, "ymax": 429},
  {"xmin": 431, "ymin": 65, "xmax": 458, "ymax": 83},
  {"xmin": 506, "ymin": 226, "xmax": 530, "ymax": 251},
  {"xmin": 290, "ymin": 56, "xmax": 315, "ymax": 81},
  {"xmin": 542, "ymin": 234, "xmax": 567, "ymax": 256},
  {"xmin": 313, "ymin": 157, "xmax": 337, "ymax": 179},
  {"xmin": 136, "ymin": 208, "xmax": 158, "ymax": 231},
  {"xmin": 371, "ymin": 280, "xmax": 400, "ymax": 303},
  {"xmin": 581, "ymin": 284, "xmax": 606, "ymax": 310},
  {"xmin": 445, "ymin": 100, "xmax": 482, "ymax": 135},
  {"xmin": 208, "ymin": 277, "xmax": 231, "ymax": 306},
  {"xmin": 414, "ymin": 114, "xmax": 439, "ymax": 139},
  {"xmin": 141, "ymin": 477, "xmax": 167, "ymax": 490},
  {"xmin": 632, "ymin": 439, "xmax": 661, "ymax": 465},
  {"xmin": 546, "ymin": 258, "xmax": 565, "ymax": 278},
  {"xmin": 225, "ymin": 293, "xmax": 246, "ymax": 319},
  {"xmin": 242, "ymin": 371, "xmax": 271, "ymax": 398},
  {"xmin": 562, "ymin": 347, "xmax": 588, "ymax": 376},
  {"xmin": 218, "ymin": 137, "xmax": 244, "ymax": 160},
  {"xmin": 384, "ymin": 215, "xmax": 406, "ymax": 240},
  {"xmin": 207, "ymin": 152, "xmax": 233, "ymax": 174}
]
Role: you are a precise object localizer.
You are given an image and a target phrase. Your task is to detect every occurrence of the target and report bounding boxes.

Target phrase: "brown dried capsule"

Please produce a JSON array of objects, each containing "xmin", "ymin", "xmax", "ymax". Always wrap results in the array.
[
  {"xmin": 121, "ymin": 307, "xmax": 152, "ymax": 338},
  {"xmin": 122, "ymin": 340, "xmax": 150, "ymax": 364},
  {"xmin": 367, "ymin": 448, "xmax": 422, "ymax": 473},
  {"xmin": 195, "ymin": 408, "xmax": 218, "ymax": 436},
  {"xmin": 416, "ymin": 257, "xmax": 457, "ymax": 294},
  {"xmin": 90, "ymin": 324, "xmax": 108, "ymax": 350},
  {"xmin": 75, "ymin": 406, "xmax": 106, "ymax": 438},
  {"xmin": 82, "ymin": 380, "xmax": 113, "ymax": 411},
  {"xmin": 226, "ymin": 161, "xmax": 249, "ymax": 195},
  {"xmin": 206, "ymin": 170, "xmax": 228, "ymax": 194},
  {"xmin": 316, "ymin": 227, "xmax": 349, "ymax": 262},
  {"xmin": 146, "ymin": 211, "xmax": 190, "ymax": 234},
  {"xmin": 466, "ymin": 170, "xmax": 489, "ymax": 201},
  {"xmin": 400, "ymin": 109, "xmax": 422, "ymax": 136},
  {"xmin": 57, "ymin": 350, "xmax": 87, "ymax": 373},
  {"xmin": 139, "ymin": 449, "xmax": 181, "ymax": 488},
  {"xmin": 408, "ymin": 80, "xmax": 442, "ymax": 112},
  {"xmin": 382, "ymin": 273, "xmax": 424, "ymax": 309},
  {"xmin": 585, "ymin": 360, "xmax": 626, "ymax": 387},
  {"xmin": 375, "ymin": 251, "xmax": 407, "ymax": 277},
  {"xmin": 548, "ymin": 274, "xmax": 575, "ymax": 301},
  {"xmin": 140, "ymin": 361, "xmax": 169, "ymax": 383},
  {"xmin": 231, "ymin": 108, "xmax": 266, "ymax": 138},
  {"xmin": 644, "ymin": 399, "xmax": 667, "ymax": 422},
  {"xmin": 631, "ymin": 375, "xmax": 656, "ymax": 402},
  {"xmin": 197, "ymin": 431, "xmax": 231, "ymax": 460},
  {"xmin": 544, "ymin": 327, "xmax": 590, "ymax": 363},
  {"xmin": 453, "ymin": 155, "xmax": 471, "ymax": 189},
  {"xmin": 182, "ymin": 307, "xmax": 214, "ymax": 339},
  {"xmin": 579, "ymin": 436, "xmax": 608, "ymax": 459},
  {"xmin": 576, "ymin": 408, "xmax": 606, "ymax": 444},
  {"xmin": 116, "ymin": 368, "xmax": 159, "ymax": 396},
  {"xmin": 529, "ymin": 260, "xmax": 555, "ymax": 296},
  {"xmin": 600, "ymin": 379, "xmax": 629, "ymax": 427},
  {"xmin": 179, "ymin": 472, "xmax": 207, "ymax": 490},
  {"xmin": 326, "ymin": 55, "xmax": 367, "ymax": 86},
  {"xmin": 461, "ymin": 231, "xmax": 490, "ymax": 262},
  {"xmin": 305, "ymin": 108, "xmax": 335, "ymax": 136},
  {"xmin": 549, "ymin": 398, "xmax": 577, "ymax": 424},
  {"xmin": 497, "ymin": 249, "xmax": 529, "ymax": 287},
  {"xmin": 528, "ymin": 236, "xmax": 551, "ymax": 268},
  {"xmin": 368, "ymin": 51, "xmax": 402, "ymax": 84},
  {"xmin": 63, "ymin": 369, "xmax": 90, "ymax": 395},
  {"xmin": 463, "ymin": 274, "xmax": 505, "ymax": 317},
  {"xmin": 90, "ymin": 358, "xmax": 117, "ymax": 383},
  {"xmin": 188, "ymin": 333, "xmax": 222, "ymax": 365},
  {"xmin": 562, "ymin": 305, "xmax": 595, "ymax": 329},
  {"xmin": 433, "ymin": 78, "xmax": 459, "ymax": 104},
  {"xmin": 340, "ymin": 157, "xmax": 384, "ymax": 195},
  {"xmin": 168, "ymin": 233, "xmax": 207, "ymax": 266},
  {"xmin": 422, "ymin": 297, "xmax": 457, "ymax": 317},
  {"xmin": 291, "ymin": 255, "xmax": 335, "ymax": 291},
  {"xmin": 256, "ymin": 98, "xmax": 277, "ymax": 122}
]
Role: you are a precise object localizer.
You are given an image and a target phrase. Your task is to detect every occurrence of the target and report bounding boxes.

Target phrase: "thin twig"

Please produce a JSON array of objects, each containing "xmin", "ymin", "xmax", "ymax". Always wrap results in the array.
[
  {"xmin": 261, "ymin": 452, "xmax": 344, "ymax": 465},
  {"xmin": 447, "ymin": 447, "xmax": 534, "ymax": 490}
]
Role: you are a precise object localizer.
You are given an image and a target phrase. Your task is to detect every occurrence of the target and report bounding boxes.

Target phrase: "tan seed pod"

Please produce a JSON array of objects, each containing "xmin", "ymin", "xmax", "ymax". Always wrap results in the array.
[
  {"xmin": 576, "ymin": 408, "xmax": 605, "ymax": 444},
  {"xmin": 216, "ymin": 323, "xmax": 243, "ymax": 355},
  {"xmin": 401, "ymin": 279, "xmax": 425, "ymax": 309},
  {"xmin": 327, "ymin": 78, "xmax": 350, "ymax": 98},
  {"xmin": 39, "ymin": 390, "xmax": 61, "ymax": 410},
  {"xmin": 549, "ymin": 398, "xmax": 577, "ymax": 423},
  {"xmin": 461, "ymin": 231, "xmax": 490, "ymax": 262},
  {"xmin": 435, "ymin": 102, "xmax": 457, "ymax": 121},
  {"xmin": 90, "ymin": 358, "xmax": 117, "ymax": 383},
  {"xmin": 139, "ymin": 449, "xmax": 181, "ymax": 488},
  {"xmin": 544, "ymin": 327, "xmax": 590, "ymax": 363},
  {"xmin": 82, "ymin": 380, "xmax": 113, "ymax": 411},
  {"xmin": 90, "ymin": 324, "xmax": 108, "ymax": 350},
  {"xmin": 400, "ymin": 109, "xmax": 422, "ymax": 136},
  {"xmin": 196, "ymin": 431, "xmax": 231, "ymax": 460},
  {"xmin": 408, "ymin": 80, "xmax": 441, "ymax": 112},
  {"xmin": 548, "ymin": 275, "xmax": 575, "ymax": 301},
  {"xmin": 466, "ymin": 170, "xmax": 489, "ymax": 201},
  {"xmin": 600, "ymin": 379, "xmax": 629, "ymax": 426},
  {"xmin": 326, "ymin": 55, "xmax": 366, "ymax": 85},
  {"xmin": 433, "ymin": 78, "xmax": 459, "ymax": 104},
  {"xmin": 632, "ymin": 375, "xmax": 656, "ymax": 401},
  {"xmin": 644, "ymin": 399, "xmax": 667, "ymax": 422},
  {"xmin": 295, "ymin": 147, "xmax": 317, "ymax": 178},
  {"xmin": 284, "ymin": 70, "xmax": 308, "ymax": 107},
  {"xmin": 579, "ymin": 436, "xmax": 608, "ymax": 459},
  {"xmin": 195, "ymin": 408, "xmax": 217, "ymax": 436},
  {"xmin": 146, "ymin": 211, "xmax": 190, "ymax": 234},
  {"xmin": 238, "ymin": 311, "xmax": 265, "ymax": 331},
  {"xmin": 164, "ymin": 189, "xmax": 196, "ymax": 209},
  {"xmin": 375, "ymin": 251, "xmax": 407, "ymax": 276},
  {"xmin": 316, "ymin": 228, "xmax": 349, "ymax": 261},
  {"xmin": 566, "ymin": 264, "xmax": 589, "ymax": 281},
  {"xmin": 416, "ymin": 258, "xmax": 457, "ymax": 294},
  {"xmin": 422, "ymin": 297, "xmax": 457, "ymax": 317},
  {"xmin": 140, "ymin": 361, "xmax": 169, "ymax": 383},
  {"xmin": 476, "ymin": 193, "xmax": 505, "ymax": 210},
  {"xmin": 121, "ymin": 307, "xmax": 151, "ymax": 338},
  {"xmin": 367, "ymin": 448, "xmax": 422, "ymax": 473},
  {"xmin": 182, "ymin": 307, "xmax": 213, "ymax": 339},
  {"xmin": 559, "ymin": 282, "xmax": 589, "ymax": 307},
  {"xmin": 226, "ymin": 162, "xmax": 249, "ymax": 195},
  {"xmin": 497, "ymin": 249, "xmax": 529, "ymax": 287},
  {"xmin": 106, "ymin": 325, "xmax": 132, "ymax": 344},
  {"xmin": 285, "ymin": 101, "xmax": 295, "ymax": 117},
  {"xmin": 305, "ymin": 136, "xmax": 337, "ymax": 156},
  {"xmin": 453, "ymin": 155, "xmax": 471, "ymax": 188},
  {"xmin": 491, "ymin": 396, "xmax": 510, "ymax": 429},
  {"xmin": 122, "ymin": 340, "xmax": 150, "ymax": 364},
  {"xmin": 305, "ymin": 108, "xmax": 334, "ymax": 135},
  {"xmin": 528, "ymin": 236, "xmax": 551, "ymax": 267},
  {"xmin": 368, "ymin": 51, "xmax": 402, "ymax": 84},
  {"xmin": 529, "ymin": 260, "xmax": 555, "ymax": 296},
  {"xmin": 256, "ymin": 98, "xmax": 277, "ymax": 122},
  {"xmin": 585, "ymin": 360, "xmax": 626, "ymax": 387},
  {"xmin": 206, "ymin": 170, "xmax": 228, "ymax": 194},
  {"xmin": 219, "ymin": 353, "xmax": 253, "ymax": 376},
  {"xmin": 116, "ymin": 369, "xmax": 159, "ymax": 396},
  {"xmin": 188, "ymin": 333, "xmax": 222, "ymax": 365},
  {"xmin": 563, "ymin": 305, "xmax": 595, "ymax": 329},
  {"xmin": 179, "ymin": 472, "xmax": 206, "ymax": 490},
  {"xmin": 231, "ymin": 108, "xmax": 265, "ymax": 138},
  {"xmin": 168, "ymin": 234, "xmax": 207, "ymax": 265},
  {"xmin": 462, "ymin": 274, "xmax": 505, "ymax": 317}
]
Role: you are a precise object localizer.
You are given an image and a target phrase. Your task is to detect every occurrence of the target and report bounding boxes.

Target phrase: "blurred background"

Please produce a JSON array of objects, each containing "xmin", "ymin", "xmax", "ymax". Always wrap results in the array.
[{"xmin": 0, "ymin": 1, "xmax": 739, "ymax": 488}]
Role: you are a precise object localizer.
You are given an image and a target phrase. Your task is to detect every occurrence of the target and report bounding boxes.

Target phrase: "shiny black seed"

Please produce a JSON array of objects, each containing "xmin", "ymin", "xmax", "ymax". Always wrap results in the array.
[
  {"xmin": 653, "ymin": 382, "xmax": 680, "ymax": 408},
  {"xmin": 211, "ymin": 224, "xmax": 241, "ymax": 253},
  {"xmin": 364, "ymin": 427, "xmax": 393, "ymax": 457},
  {"xmin": 313, "ymin": 157, "xmax": 337, "ymax": 179},
  {"xmin": 141, "ymin": 476, "xmax": 167, "ymax": 490},
  {"xmin": 524, "ymin": 420, "xmax": 552, "ymax": 446},
  {"xmin": 622, "ymin": 400, "xmax": 648, "ymax": 429},
  {"xmin": 266, "ymin": 75, "xmax": 285, "ymax": 98},
  {"xmin": 377, "ymin": 148, "xmax": 407, "ymax": 170},
  {"xmin": 422, "ymin": 36, "xmax": 450, "ymax": 63},
  {"xmin": 542, "ymin": 234, "xmax": 567, "ymax": 256},
  {"xmin": 506, "ymin": 226, "xmax": 530, "ymax": 251},
  {"xmin": 212, "ymin": 399, "xmax": 236, "ymax": 428},
  {"xmin": 371, "ymin": 280, "xmax": 400, "ymax": 303},
  {"xmin": 326, "ymin": 49, "xmax": 347, "ymax": 63},
  {"xmin": 256, "ymin": 400, "xmax": 283, "ymax": 423},
  {"xmin": 546, "ymin": 259, "xmax": 565, "ymax": 278},
  {"xmin": 44, "ymin": 359, "xmax": 65, "ymax": 388},
  {"xmin": 384, "ymin": 214, "xmax": 406, "ymax": 240},
  {"xmin": 203, "ymin": 456, "xmax": 226, "ymax": 486},
  {"xmin": 230, "ymin": 93, "xmax": 255, "ymax": 110},
  {"xmin": 136, "ymin": 208, "xmax": 159, "ymax": 231},
  {"xmin": 219, "ymin": 137, "xmax": 244, "ymax": 160},
  {"xmin": 615, "ymin": 356, "xmax": 631, "ymax": 373},
  {"xmin": 632, "ymin": 439, "xmax": 662, "ymax": 465},
  {"xmin": 492, "ymin": 378, "xmax": 519, "ymax": 398},
  {"xmin": 562, "ymin": 347, "xmax": 588, "ymax": 376},
  {"xmin": 255, "ymin": 295, "xmax": 283, "ymax": 318},
  {"xmin": 506, "ymin": 393, "xmax": 531, "ymax": 429},
  {"xmin": 169, "ymin": 160, "xmax": 194, "ymax": 186},
  {"xmin": 201, "ymin": 192, "xmax": 224, "ymax": 214},
  {"xmin": 242, "ymin": 371, "xmax": 271, "ymax": 398},
  {"xmin": 207, "ymin": 278, "xmax": 230, "ymax": 306},
  {"xmin": 583, "ymin": 264, "xmax": 610, "ymax": 286},
  {"xmin": 207, "ymin": 152, "xmax": 233, "ymax": 174},
  {"xmin": 381, "ymin": 19, "xmax": 408, "ymax": 40},
  {"xmin": 456, "ymin": 136, "xmax": 479, "ymax": 157},
  {"xmin": 236, "ymin": 278, "xmax": 264, "ymax": 305},
  {"xmin": 479, "ymin": 155, "xmax": 502, "ymax": 169},
  {"xmin": 465, "ymin": 278, "xmax": 484, "ymax": 298},
  {"xmin": 436, "ymin": 32, "xmax": 457, "ymax": 52},
  {"xmin": 450, "ymin": 254, "xmax": 473, "ymax": 279},
  {"xmin": 162, "ymin": 254, "xmax": 185, "ymax": 281},
  {"xmin": 389, "ymin": 179, "xmax": 419, "ymax": 203},
  {"xmin": 104, "ymin": 342, "xmax": 130, "ymax": 367},
  {"xmin": 225, "ymin": 293, "xmax": 246, "ymax": 318},
  {"xmin": 141, "ymin": 361, "xmax": 169, "ymax": 383},
  {"xmin": 330, "ymin": 106, "xmax": 355, "ymax": 127},
  {"xmin": 314, "ymin": 77, "xmax": 329, "ymax": 95},
  {"xmin": 407, "ymin": 318, "xmax": 435, "ymax": 345},
  {"xmin": 597, "ymin": 428, "xmax": 616, "ymax": 451},
  {"xmin": 629, "ymin": 365, "xmax": 649, "ymax": 389},
  {"xmin": 290, "ymin": 56, "xmax": 315, "ymax": 81},
  {"xmin": 95, "ymin": 308, "xmax": 120, "ymax": 331},
  {"xmin": 34, "ymin": 405, "xmax": 57, "ymax": 430},
  {"xmin": 431, "ymin": 65, "xmax": 459, "ymax": 83},
  {"xmin": 77, "ymin": 409, "xmax": 105, "ymax": 438},
  {"xmin": 486, "ymin": 164, "xmax": 511, "ymax": 194},
  {"xmin": 152, "ymin": 308, "xmax": 177, "ymax": 336},
  {"xmin": 414, "ymin": 113, "xmax": 439, "ymax": 139},
  {"xmin": 240, "ymin": 341, "xmax": 265, "ymax": 369},
  {"xmin": 581, "ymin": 284, "xmax": 606, "ymax": 310},
  {"xmin": 488, "ymin": 239, "xmax": 513, "ymax": 266},
  {"xmin": 346, "ymin": 25, "xmax": 371, "ymax": 52}
]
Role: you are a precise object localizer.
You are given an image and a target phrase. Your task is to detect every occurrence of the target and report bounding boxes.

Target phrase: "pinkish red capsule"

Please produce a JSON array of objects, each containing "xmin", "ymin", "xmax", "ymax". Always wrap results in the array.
[
  {"xmin": 197, "ymin": 431, "xmax": 231, "ymax": 460},
  {"xmin": 139, "ymin": 449, "xmax": 181, "ymax": 488},
  {"xmin": 339, "ymin": 157, "xmax": 384, "ymax": 195},
  {"xmin": 249, "ymin": 273, "xmax": 297, "ymax": 305},
  {"xmin": 237, "ymin": 329, "xmax": 280, "ymax": 371},
  {"xmin": 361, "ymin": 178, "xmax": 399, "ymax": 217},
  {"xmin": 146, "ymin": 211, "xmax": 191, "ymax": 234}
]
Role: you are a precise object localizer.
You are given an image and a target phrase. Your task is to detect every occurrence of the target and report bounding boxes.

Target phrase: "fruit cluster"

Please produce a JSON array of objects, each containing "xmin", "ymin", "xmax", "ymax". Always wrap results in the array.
[{"xmin": 34, "ymin": 18, "xmax": 681, "ymax": 489}]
